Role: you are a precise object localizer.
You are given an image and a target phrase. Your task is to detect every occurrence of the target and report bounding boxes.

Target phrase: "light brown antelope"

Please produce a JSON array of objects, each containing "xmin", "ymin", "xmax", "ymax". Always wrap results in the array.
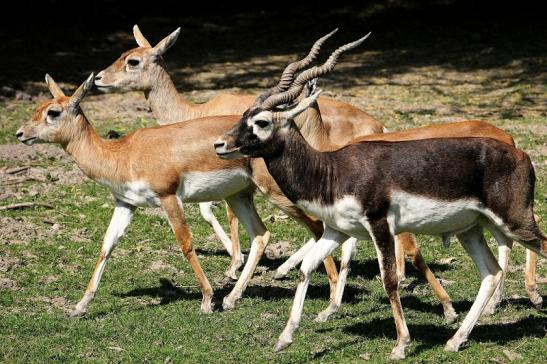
[
  {"xmin": 214, "ymin": 53, "xmax": 547, "ymax": 359},
  {"xmin": 16, "ymin": 73, "xmax": 272, "ymax": 316},
  {"xmin": 95, "ymin": 27, "xmax": 462, "ymax": 318}
]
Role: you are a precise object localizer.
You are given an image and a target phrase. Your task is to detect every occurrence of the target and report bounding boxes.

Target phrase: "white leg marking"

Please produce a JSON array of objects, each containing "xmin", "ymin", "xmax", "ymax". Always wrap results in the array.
[
  {"xmin": 274, "ymin": 238, "xmax": 316, "ymax": 279},
  {"xmin": 394, "ymin": 234, "xmax": 406, "ymax": 282},
  {"xmin": 222, "ymin": 194, "xmax": 268, "ymax": 310},
  {"xmin": 445, "ymin": 226, "xmax": 502, "ymax": 352},
  {"xmin": 70, "ymin": 200, "xmax": 135, "ymax": 317},
  {"xmin": 274, "ymin": 226, "xmax": 348, "ymax": 352},
  {"xmin": 199, "ymin": 202, "xmax": 234, "ymax": 256},
  {"xmin": 315, "ymin": 237, "xmax": 357, "ymax": 322}
]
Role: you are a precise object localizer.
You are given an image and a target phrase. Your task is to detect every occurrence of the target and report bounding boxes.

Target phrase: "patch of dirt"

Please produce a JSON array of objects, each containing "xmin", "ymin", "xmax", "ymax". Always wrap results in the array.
[
  {"xmin": 264, "ymin": 240, "xmax": 294, "ymax": 260},
  {"xmin": 28, "ymin": 295, "xmax": 71, "ymax": 313},
  {"xmin": 149, "ymin": 260, "xmax": 178, "ymax": 273},
  {"xmin": 0, "ymin": 144, "xmax": 88, "ymax": 201},
  {"xmin": 0, "ymin": 253, "xmax": 20, "ymax": 272},
  {"xmin": 0, "ymin": 216, "xmax": 61, "ymax": 245},
  {"xmin": 0, "ymin": 277, "xmax": 20, "ymax": 290}
]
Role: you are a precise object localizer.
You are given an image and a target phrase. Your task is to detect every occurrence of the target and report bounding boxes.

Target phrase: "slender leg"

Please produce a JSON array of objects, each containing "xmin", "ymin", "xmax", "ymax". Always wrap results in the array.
[
  {"xmin": 222, "ymin": 193, "xmax": 270, "ymax": 310},
  {"xmin": 162, "ymin": 196, "xmax": 214, "ymax": 313},
  {"xmin": 198, "ymin": 202, "xmax": 239, "ymax": 260},
  {"xmin": 223, "ymin": 203, "xmax": 245, "ymax": 280},
  {"xmin": 274, "ymin": 227, "xmax": 348, "ymax": 352},
  {"xmin": 366, "ymin": 218, "xmax": 410, "ymax": 360},
  {"xmin": 525, "ymin": 249, "xmax": 542, "ymax": 308},
  {"xmin": 483, "ymin": 240, "xmax": 513, "ymax": 315},
  {"xmin": 227, "ymin": 202, "xmax": 244, "ymax": 263},
  {"xmin": 395, "ymin": 234, "xmax": 406, "ymax": 282},
  {"xmin": 399, "ymin": 233, "xmax": 457, "ymax": 323},
  {"xmin": 274, "ymin": 238, "xmax": 316, "ymax": 279},
  {"xmin": 315, "ymin": 237, "xmax": 357, "ymax": 322},
  {"xmin": 445, "ymin": 226, "xmax": 503, "ymax": 352},
  {"xmin": 69, "ymin": 200, "xmax": 135, "ymax": 317}
]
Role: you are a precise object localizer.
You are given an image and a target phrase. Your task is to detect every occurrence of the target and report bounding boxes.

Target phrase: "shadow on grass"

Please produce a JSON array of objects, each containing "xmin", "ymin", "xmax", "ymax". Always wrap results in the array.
[{"xmin": 343, "ymin": 315, "xmax": 547, "ymax": 355}]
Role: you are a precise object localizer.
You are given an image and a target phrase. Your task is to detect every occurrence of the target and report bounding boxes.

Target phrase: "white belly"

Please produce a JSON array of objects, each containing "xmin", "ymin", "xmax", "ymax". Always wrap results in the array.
[
  {"xmin": 297, "ymin": 196, "xmax": 371, "ymax": 240},
  {"xmin": 178, "ymin": 169, "xmax": 251, "ymax": 202},
  {"xmin": 388, "ymin": 191, "xmax": 481, "ymax": 235},
  {"xmin": 100, "ymin": 179, "xmax": 161, "ymax": 207}
]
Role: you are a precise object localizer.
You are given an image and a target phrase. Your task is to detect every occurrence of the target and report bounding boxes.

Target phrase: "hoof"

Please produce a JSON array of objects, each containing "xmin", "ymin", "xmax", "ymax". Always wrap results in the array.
[
  {"xmin": 443, "ymin": 306, "xmax": 458, "ymax": 324},
  {"xmin": 482, "ymin": 304, "xmax": 497, "ymax": 316},
  {"xmin": 528, "ymin": 290, "xmax": 543, "ymax": 309},
  {"xmin": 68, "ymin": 308, "xmax": 86, "ymax": 318},
  {"xmin": 222, "ymin": 296, "xmax": 235, "ymax": 311},
  {"xmin": 273, "ymin": 339, "xmax": 292, "ymax": 353},
  {"xmin": 224, "ymin": 268, "xmax": 238, "ymax": 280},
  {"xmin": 201, "ymin": 297, "xmax": 214, "ymax": 314},
  {"xmin": 389, "ymin": 349, "xmax": 406, "ymax": 361},
  {"xmin": 314, "ymin": 312, "xmax": 330, "ymax": 323},
  {"xmin": 273, "ymin": 269, "xmax": 288, "ymax": 280},
  {"xmin": 444, "ymin": 338, "xmax": 462, "ymax": 352}
]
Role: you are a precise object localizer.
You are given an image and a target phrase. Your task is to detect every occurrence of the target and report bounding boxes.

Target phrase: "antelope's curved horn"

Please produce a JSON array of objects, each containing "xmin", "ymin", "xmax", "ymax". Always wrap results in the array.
[
  {"xmin": 254, "ymin": 28, "xmax": 338, "ymax": 106},
  {"xmin": 261, "ymin": 32, "xmax": 371, "ymax": 110}
]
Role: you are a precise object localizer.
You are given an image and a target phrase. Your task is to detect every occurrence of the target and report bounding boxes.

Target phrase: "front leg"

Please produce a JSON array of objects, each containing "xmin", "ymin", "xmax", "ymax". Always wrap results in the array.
[
  {"xmin": 315, "ymin": 237, "xmax": 357, "ymax": 322},
  {"xmin": 161, "ymin": 195, "xmax": 214, "ymax": 313},
  {"xmin": 365, "ymin": 218, "xmax": 410, "ymax": 360},
  {"xmin": 274, "ymin": 227, "xmax": 348, "ymax": 352},
  {"xmin": 70, "ymin": 200, "xmax": 135, "ymax": 317}
]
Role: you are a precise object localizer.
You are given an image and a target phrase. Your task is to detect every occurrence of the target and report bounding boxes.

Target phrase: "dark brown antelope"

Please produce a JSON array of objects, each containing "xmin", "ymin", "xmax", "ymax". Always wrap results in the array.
[{"xmin": 214, "ymin": 44, "xmax": 547, "ymax": 359}]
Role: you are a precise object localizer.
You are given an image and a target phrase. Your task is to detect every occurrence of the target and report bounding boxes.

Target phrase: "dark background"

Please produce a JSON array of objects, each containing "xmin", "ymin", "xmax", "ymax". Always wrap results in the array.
[{"xmin": 0, "ymin": 0, "xmax": 545, "ymax": 92}]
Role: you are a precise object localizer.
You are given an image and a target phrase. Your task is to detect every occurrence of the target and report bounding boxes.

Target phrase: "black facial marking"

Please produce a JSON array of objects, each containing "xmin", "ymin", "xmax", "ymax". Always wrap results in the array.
[
  {"xmin": 127, "ymin": 59, "xmax": 140, "ymax": 67},
  {"xmin": 255, "ymin": 119, "xmax": 269, "ymax": 128},
  {"xmin": 47, "ymin": 109, "xmax": 61, "ymax": 118}
]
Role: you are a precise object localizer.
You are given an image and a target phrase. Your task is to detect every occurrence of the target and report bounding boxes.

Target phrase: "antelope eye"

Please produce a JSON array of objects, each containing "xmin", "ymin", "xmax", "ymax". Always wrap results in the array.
[
  {"xmin": 255, "ymin": 120, "xmax": 269, "ymax": 128},
  {"xmin": 47, "ymin": 109, "xmax": 61, "ymax": 118},
  {"xmin": 127, "ymin": 59, "xmax": 140, "ymax": 67}
]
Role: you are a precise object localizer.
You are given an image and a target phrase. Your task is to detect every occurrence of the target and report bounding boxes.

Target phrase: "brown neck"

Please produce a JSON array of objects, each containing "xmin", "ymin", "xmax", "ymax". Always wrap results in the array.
[
  {"xmin": 64, "ymin": 116, "xmax": 127, "ymax": 183},
  {"xmin": 145, "ymin": 67, "xmax": 200, "ymax": 124}
]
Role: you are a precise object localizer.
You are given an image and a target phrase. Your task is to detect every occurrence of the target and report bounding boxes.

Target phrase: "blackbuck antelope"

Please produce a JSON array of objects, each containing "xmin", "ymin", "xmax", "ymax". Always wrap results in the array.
[
  {"xmin": 15, "ymin": 74, "xmax": 272, "ymax": 316},
  {"xmin": 214, "ymin": 48, "xmax": 547, "ymax": 359},
  {"xmin": 95, "ymin": 26, "xmax": 460, "ymax": 317}
]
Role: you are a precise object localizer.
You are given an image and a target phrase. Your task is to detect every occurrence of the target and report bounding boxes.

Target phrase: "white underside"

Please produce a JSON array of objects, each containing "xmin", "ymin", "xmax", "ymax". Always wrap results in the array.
[
  {"xmin": 99, "ymin": 168, "xmax": 251, "ymax": 207},
  {"xmin": 297, "ymin": 191, "xmax": 506, "ymax": 240}
]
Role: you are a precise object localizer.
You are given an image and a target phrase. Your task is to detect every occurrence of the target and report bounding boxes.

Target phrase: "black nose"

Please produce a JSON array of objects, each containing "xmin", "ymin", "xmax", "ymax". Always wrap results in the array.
[
  {"xmin": 16, "ymin": 131, "xmax": 23, "ymax": 138},
  {"xmin": 94, "ymin": 75, "xmax": 102, "ymax": 81},
  {"xmin": 214, "ymin": 141, "xmax": 225, "ymax": 149}
]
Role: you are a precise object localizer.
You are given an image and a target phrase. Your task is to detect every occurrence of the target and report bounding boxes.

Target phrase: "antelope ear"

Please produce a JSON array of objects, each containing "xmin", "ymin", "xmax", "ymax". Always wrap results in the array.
[
  {"xmin": 133, "ymin": 24, "xmax": 152, "ymax": 48},
  {"xmin": 45, "ymin": 74, "xmax": 66, "ymax": 98},
  {"xmin": 152, "ymin": 27, "xmax": 181, "ymax": 56},
  {"xmin": 283, "ymin": 89, "xmax": 322, "ymax": 120},
  {"xmin": 69, "ymin": 73, "xmax": 94, "ymax": 110}
]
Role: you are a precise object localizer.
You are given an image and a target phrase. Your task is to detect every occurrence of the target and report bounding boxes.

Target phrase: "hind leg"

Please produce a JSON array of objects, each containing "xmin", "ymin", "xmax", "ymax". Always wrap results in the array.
[
  {"xmin": 445, "ymin": 225, "xmax": 502, "ymax": 352},
  {"xmin": 525, "ymin": 249, "xmax": 542, "ymax": 308},
  {"xmin": 398, "ymin": 232, "xmax": 457, "ymax": 323}
]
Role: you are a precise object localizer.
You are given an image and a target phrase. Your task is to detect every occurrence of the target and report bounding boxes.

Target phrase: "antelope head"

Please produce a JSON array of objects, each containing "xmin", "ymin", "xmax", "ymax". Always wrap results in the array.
[
  {"xmin": 94, "ymin": 25, "xmax": 181, "ymax": 92},
  {"xmin": 16, "ymin": 73, "xmax": 94, "ymax": 146},
  {"xmin": 214, "ymin": 33, "xmax": 370, "ymax": 159}
]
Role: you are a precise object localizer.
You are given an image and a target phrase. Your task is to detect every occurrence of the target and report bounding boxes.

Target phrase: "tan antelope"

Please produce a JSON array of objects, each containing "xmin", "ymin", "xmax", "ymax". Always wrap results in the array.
[
  {"xmin": 95, "ymin": 27, "xmax": 459, "ymax": 318},
  {"xmin": 16, "ymin": 73, "xmax": 272, "ymax": 316},
  {"xmin": 214, "ymin": 53, "xmax": 547, "ymax": 359}
]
